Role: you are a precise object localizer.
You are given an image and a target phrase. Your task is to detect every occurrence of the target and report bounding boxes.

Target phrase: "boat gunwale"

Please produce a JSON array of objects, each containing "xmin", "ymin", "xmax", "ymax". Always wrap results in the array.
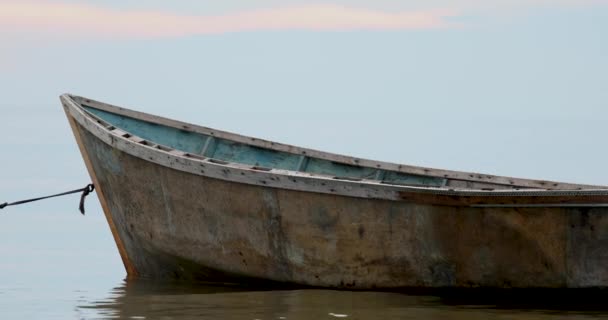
[
  {"xmin": 61, "ymin": 94, "xmax": 608, "ymax": 206},
  {"xmin": 68, "ymin": 95, "xmax": 606, "ymax": 191}
]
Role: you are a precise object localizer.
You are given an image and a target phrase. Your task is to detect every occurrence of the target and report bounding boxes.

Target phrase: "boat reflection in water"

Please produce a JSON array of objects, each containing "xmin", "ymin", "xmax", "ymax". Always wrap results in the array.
[{"xmin": 80, "ymin": 279, "xmax": 608, "ymax": 320}]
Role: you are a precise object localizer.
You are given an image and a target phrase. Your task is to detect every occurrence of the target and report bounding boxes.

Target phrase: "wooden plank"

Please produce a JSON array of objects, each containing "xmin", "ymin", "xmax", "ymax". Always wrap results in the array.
[{"xmin": 397, "ymin": 190, "xmax": 608, "ymax": 207}]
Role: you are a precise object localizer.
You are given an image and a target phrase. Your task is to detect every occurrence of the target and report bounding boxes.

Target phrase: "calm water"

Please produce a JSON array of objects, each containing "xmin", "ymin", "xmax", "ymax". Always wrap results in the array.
[
  {"xmin": 2, "ymin": 209, "xmax": 608, "ymax": 319},
  {"xmin": 76, "ymin": 281, "xmax": 608, "ymax": 320}
]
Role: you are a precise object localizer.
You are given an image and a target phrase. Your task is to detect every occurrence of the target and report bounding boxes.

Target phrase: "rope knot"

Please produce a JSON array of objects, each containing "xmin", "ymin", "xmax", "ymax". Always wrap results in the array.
[{"xmin": 79, "ymin": 184, "xmax": 95, "ymax": 215}]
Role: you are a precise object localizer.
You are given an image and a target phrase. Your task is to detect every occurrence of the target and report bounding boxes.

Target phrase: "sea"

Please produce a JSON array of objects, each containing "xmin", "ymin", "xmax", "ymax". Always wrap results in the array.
[{"xmin": 2, "ymin": 206, "xmax": 608, "ymax": 319}]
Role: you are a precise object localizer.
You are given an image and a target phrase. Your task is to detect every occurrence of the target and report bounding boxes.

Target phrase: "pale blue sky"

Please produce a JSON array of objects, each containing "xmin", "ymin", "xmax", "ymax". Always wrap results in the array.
[
  {"xmin": 0, "ymin": 3, "xmax": 606, "ymax": 315},
  {"xmin": 1, "ymin": 1, "xmax": 607, "ymax": 213}
]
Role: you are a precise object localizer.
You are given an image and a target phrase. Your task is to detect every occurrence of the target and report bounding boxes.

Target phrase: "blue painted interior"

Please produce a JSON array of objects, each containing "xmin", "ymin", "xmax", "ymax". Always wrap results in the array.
[
  {"xmin": 84, "ymin": 106, "xmax": 447, "ymax": 187},
  {"xmin": 305, "ymin": 158, "xmax": 377, "ymax": 179},
  {"xmin": 212, "ymin": 139, "xmax": 301, "ymax": 170},
  {"xmin": 382, "ymin": 171, "xmax": 445, "ymax": 187},
  {"xmin": 84, "ymin": 106, "xmax": 208, "ymax": 154}
]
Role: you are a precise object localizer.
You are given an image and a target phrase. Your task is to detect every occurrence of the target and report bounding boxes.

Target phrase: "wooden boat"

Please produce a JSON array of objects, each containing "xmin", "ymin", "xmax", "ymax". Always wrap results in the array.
[{"xmin": 61, "ymin": 94, "xmax": 608, "ymax": 289}]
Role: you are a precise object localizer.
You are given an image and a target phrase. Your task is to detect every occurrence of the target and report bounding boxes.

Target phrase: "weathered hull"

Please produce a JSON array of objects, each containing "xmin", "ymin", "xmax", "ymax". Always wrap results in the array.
[{"xmin": 71, "ymin": 120, "xmax": 608, "ymax": 289}]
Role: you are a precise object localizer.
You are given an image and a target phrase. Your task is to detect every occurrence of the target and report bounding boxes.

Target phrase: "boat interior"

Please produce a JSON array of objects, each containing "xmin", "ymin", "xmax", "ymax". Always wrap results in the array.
[{"xmin": 71, "ymin": 95, "xmax": 601, "ymax": 192}]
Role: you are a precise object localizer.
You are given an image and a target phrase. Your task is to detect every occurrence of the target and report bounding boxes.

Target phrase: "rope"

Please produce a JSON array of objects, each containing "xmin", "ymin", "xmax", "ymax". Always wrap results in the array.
[{"xmin": 1, "ymin": 184, "xmax": 95, "ymax": 215}]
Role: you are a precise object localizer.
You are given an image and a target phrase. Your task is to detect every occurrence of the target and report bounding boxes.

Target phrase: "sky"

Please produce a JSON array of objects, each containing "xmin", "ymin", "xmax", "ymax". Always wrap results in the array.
[
  {"xmin": 0, "ymin": 3, "xmax": 606, "ymax": 314},
  {"xmin": 0, "ymin": 0, "xmax": 607, "ymax": 214}
]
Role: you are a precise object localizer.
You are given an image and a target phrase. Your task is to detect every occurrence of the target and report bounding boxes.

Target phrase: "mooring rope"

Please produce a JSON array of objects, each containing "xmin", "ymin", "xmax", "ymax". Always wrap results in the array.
[{"xmin": 0, "ymin": 184, "xmax": 95, "ymax": 215}]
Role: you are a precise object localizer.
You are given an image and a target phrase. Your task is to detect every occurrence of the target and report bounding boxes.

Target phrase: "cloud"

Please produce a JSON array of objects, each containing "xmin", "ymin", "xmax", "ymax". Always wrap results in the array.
[{"xmin": 0, "ymin": 2, "xmax": 458, "ymax": 39}]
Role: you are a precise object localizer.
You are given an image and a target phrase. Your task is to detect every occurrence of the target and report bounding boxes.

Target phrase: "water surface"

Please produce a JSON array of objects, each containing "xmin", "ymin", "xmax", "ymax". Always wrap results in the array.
[
  {"xmin": 2, "ymin": 211, "xmax": 608, "ymax": 319},
  {"xmin": 81, "ymin": 281, "xmax": 608, "ymax": 320}
]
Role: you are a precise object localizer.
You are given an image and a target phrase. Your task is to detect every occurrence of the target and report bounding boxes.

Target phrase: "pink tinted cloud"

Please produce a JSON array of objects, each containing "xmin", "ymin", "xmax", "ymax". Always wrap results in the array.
[{"xmin": 0, "ymin": 3, "xmax": 459, "ymax": 38}]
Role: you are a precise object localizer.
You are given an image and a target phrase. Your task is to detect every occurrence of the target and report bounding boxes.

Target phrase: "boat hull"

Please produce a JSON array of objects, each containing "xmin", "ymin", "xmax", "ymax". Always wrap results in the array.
[{"xmin": 72, "ymin": 120, "xmax": 608, "ymax": 289}]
